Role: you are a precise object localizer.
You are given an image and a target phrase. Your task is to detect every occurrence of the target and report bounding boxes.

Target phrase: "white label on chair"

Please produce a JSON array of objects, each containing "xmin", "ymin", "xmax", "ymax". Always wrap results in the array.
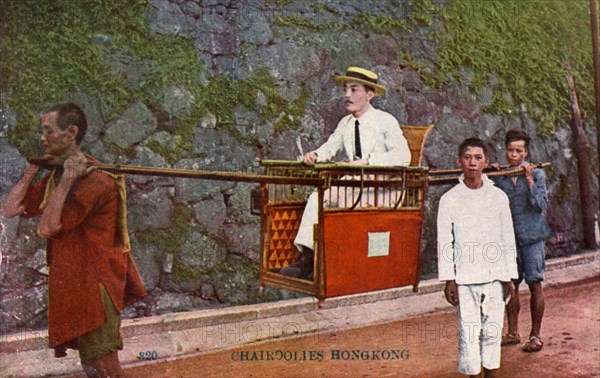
[{"xmin": 368, "ymin": 232, "xmax": 390, "ymax": 257}]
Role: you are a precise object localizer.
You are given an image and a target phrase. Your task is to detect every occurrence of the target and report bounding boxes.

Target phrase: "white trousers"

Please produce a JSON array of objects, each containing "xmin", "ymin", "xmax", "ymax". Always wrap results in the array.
[
  {"xmin": 294, "ymin": 178, "xmax": 402, "ymax": 250},
  {"xmin": 294, "ymin": 191, "xmax": 319, "ymax": 250},
  {"xmin": 457, "ymin": 281, "xmax": 505, "ymax": 375}
]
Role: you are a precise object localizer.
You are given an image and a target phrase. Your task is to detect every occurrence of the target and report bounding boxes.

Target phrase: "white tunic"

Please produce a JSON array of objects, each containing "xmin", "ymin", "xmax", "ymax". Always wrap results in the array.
[
  {"xmin": 437, "ymin": 175, "xmax": 518, "ymax": 284},
  {"xmin": 315, "ymin": 106, "xmax": 411, "ymax": 165},
  {"xmin": 437, "ymin": 175, "xmax": 518, "ymax": 374}
]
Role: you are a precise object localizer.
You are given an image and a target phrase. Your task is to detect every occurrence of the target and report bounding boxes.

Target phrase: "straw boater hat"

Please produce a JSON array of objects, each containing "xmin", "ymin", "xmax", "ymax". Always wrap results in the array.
[{"xmin": 332, "ymin": 66, "xmax": 386, "ymax": 96}]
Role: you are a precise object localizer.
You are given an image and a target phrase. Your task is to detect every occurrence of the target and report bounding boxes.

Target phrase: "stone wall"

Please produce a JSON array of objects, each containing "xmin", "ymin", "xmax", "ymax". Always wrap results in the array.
[{"xmin": 0, "ymin": 0, "xmax": 597, "ymax": 333}]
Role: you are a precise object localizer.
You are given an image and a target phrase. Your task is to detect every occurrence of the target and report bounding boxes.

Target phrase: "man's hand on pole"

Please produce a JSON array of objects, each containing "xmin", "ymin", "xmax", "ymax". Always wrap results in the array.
[{"xmin": 303, "ymin": 151, "xmax": 318, "ymax": 166}]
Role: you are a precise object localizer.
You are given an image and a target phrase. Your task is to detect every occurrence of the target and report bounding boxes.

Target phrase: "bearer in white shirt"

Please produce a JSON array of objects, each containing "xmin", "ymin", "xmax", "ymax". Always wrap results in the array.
[{"xmin": 437, "ymin": 137, "xmax": 518, "ymax": 377}]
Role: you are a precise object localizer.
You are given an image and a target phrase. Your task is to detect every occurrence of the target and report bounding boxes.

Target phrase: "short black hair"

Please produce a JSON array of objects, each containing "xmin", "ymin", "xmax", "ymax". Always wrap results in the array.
[
  {"xmin": 344, "ymin": 80, "xmax": 374, "ymax": 94},
  {"xmin": 458, "ymin": 137, "xmax": 488, "ymax": 158},
  {"xmin": 44, "ymin": 102, "xmax": 87, "ymax": 145},
  {"xmin": 505, "ymin": 129, "xmax": 530, "ymax": 150}
]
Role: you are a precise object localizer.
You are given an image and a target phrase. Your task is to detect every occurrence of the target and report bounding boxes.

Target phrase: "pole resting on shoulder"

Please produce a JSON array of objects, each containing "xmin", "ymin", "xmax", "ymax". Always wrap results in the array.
[
  {"xmin": 27, "ymin": 157, "xmax": 551, "ymax": 187},
  {"xmin": 427, "ymin": 162, "xmax": 552, "ymax": 186}
]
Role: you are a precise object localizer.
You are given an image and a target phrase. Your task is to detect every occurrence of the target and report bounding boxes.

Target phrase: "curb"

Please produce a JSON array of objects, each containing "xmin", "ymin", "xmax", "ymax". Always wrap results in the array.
[{"xmin": 1, "ymin": 249, "xmax": 598, "ymax": 377}]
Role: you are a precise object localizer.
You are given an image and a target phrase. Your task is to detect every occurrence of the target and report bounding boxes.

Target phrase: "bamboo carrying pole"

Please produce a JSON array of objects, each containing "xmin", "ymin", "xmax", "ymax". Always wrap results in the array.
[
  {"xmin": 26, "ymin": 157, "xmax": 551, "ymax": 187},
  {"xmin": 427, "ymin": 162, "xmax": 552, "ymax": 186},
  {"xmin": 429, "ymin": 163, "xmax": 515, "ymax": 176},
  {"xmin": 27, "ymin": 157, "xmax": 322, "ymax": 186}
]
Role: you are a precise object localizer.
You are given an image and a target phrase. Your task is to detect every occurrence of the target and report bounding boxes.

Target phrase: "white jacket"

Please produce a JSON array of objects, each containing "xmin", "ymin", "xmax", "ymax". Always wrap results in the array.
[
  {"xmin": 437, "ymin": 175, "xmax": 518, "ymax": 285},
  {"xmin": 315, "ymin": 105, "xmax": 411, "ymax": 166}
]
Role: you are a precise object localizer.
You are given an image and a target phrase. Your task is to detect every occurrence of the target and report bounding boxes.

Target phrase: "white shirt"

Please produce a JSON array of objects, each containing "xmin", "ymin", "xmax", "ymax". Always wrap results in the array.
[
  {"xmin": 315, "ymin": 105, "xmax": 411, "ymax": 166},
  {"xmin": 437, "ymin": 175, "xmax": 518, "ymax": 284}
]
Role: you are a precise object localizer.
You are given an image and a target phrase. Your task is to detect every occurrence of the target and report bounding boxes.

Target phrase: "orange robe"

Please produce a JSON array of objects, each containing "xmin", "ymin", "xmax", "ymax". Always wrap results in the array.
[{"xmin": 23, "ymin": 157, "xmax": 147, "ymax": 348}]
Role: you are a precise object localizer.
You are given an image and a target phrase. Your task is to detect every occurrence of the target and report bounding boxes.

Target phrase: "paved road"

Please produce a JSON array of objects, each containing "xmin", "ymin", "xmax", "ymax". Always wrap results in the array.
[{"xmin": 109, "ymin": 278, "xmax": 599, "ymax": 378}]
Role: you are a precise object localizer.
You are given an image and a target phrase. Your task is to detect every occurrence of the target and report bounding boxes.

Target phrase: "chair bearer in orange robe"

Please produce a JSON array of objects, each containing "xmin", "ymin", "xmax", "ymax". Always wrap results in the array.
[{"xmin": 0, "ymin": 103, "xmax": 147, "ymax": 378}]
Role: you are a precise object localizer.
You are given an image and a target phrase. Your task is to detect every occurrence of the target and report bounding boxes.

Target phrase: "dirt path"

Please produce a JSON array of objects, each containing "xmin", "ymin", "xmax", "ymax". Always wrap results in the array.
[{"xmin": 97, "ymin": 279, "xmax": 600, "ymax": 377}]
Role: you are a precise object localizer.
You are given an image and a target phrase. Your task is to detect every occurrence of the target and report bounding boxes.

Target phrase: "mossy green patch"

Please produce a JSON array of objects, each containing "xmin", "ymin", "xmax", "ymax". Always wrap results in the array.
[
  {"xmin": 265, "ymin": 0, "xmax": 295, "ymax": 7},
  {"xmin": 271, "ymin": 0, "xmax": 594, "ymax": 135},
  {"xmin": 273, "ymin": 2, "xmax": 434, "ymax": 36},
  {"xmin": 248, "ymin": 71, "xmax": 309, "ymax": 133},
  {"xmin": 203, "ymin": 75, "xmax": 254, "ymax": 130},
  {"xmin": 273, "ymin": 84, "xmax": 310, "ymax": 132},
  {"xmin": 202, "ymin": 69, "xmax": 309, "ymax": 142},
  {"xmin": 144, "ymin": 135, "xmax": 187, "ymax": 165},
  {"xmin": 136, "ymin": 203, "xmax": 193, "ymax": 258},
  {"xmin": 350, "ymin": 13, "xmax": 410, "ymax": 35},
  {"xmin": 273, "ymin": 15, "xmax": 340, "ymax": 31},
  {"xmin": 136, "ymin": 203, "xmax": 206, "ymax": 283},
  {"xmin": 208, "ymin": 255, "xmax": 283, "ymax": 305},
  {"xmin": 2, "ymin": 0, "xmax": 311, "ymax": 162},
  {"xmin": 429, "ymin": 0, "xmax": 594, "ymax": 134},
  {"xmin": 129, "ymin": 35, "xmax": 204, "ymax": 105},
  {"xmin": 172, "ymin": 256, "xmax": 204, "ymax": 283},
  {"xmin": 1, "ymin": 0, "xmax": 148, "ymax": 157}
]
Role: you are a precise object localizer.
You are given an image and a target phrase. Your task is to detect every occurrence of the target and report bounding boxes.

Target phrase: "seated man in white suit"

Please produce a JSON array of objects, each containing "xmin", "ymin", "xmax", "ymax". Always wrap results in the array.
[{"xmin": 281, "ymin": 66, "xmax": 411, "ymax": 279}]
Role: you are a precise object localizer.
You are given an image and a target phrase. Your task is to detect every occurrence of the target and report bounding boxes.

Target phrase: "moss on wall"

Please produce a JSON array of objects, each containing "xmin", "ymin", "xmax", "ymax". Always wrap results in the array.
[
  {"xmin": 208, "ymin": 256, "xmax": 285, "ymax": 305},
  {"xmin": 202, "ymin": 69, "xmax": 308, "ymax": 142},
  {"xmin": 1, "ymin": 0, "xmax": 148, "ymax": 156},
  {"xmin": 1, "ymin": 0, "xmax": 310, "ymax": 160},
  {"xmin": 136, "ymin": 203, "xmax": 194, "ymax": 258},
  {"xmin": 4, "ymin": 0, "xmax": 590, "ymax": 154},
  {"xmin": 272, "ymin": 1, "xmax": 433, "ymax": 35},
  {"xmin": 271, "ymin": 0, "xmax": 594, "ymax": 135},
  {"xmin": 431, "ymin": 0, "xmax": 594, "ymax": 134},
  {"xmin": 265, "ymin": 0, "xmax": 295, "ymax": 6},
  {"xmin": 172, "ymin": 256, "xmax": 204, "ymax": 283}
]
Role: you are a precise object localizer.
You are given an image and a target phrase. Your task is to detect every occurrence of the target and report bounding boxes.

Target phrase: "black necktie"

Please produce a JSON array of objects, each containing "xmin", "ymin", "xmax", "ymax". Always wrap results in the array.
[{"xmin": 354, "ymin": 120, "xmax": 362, "ymax": 159}]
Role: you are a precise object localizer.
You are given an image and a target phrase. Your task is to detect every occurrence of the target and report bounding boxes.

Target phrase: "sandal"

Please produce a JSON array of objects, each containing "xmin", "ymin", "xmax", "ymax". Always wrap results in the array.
[
  {"xmin": 501, "ymin": 333, "xmax": 521, "ymax": 346},
  {"xmin": 522, "ymin": 335, "xmax": 544, "ymax": 352}
]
